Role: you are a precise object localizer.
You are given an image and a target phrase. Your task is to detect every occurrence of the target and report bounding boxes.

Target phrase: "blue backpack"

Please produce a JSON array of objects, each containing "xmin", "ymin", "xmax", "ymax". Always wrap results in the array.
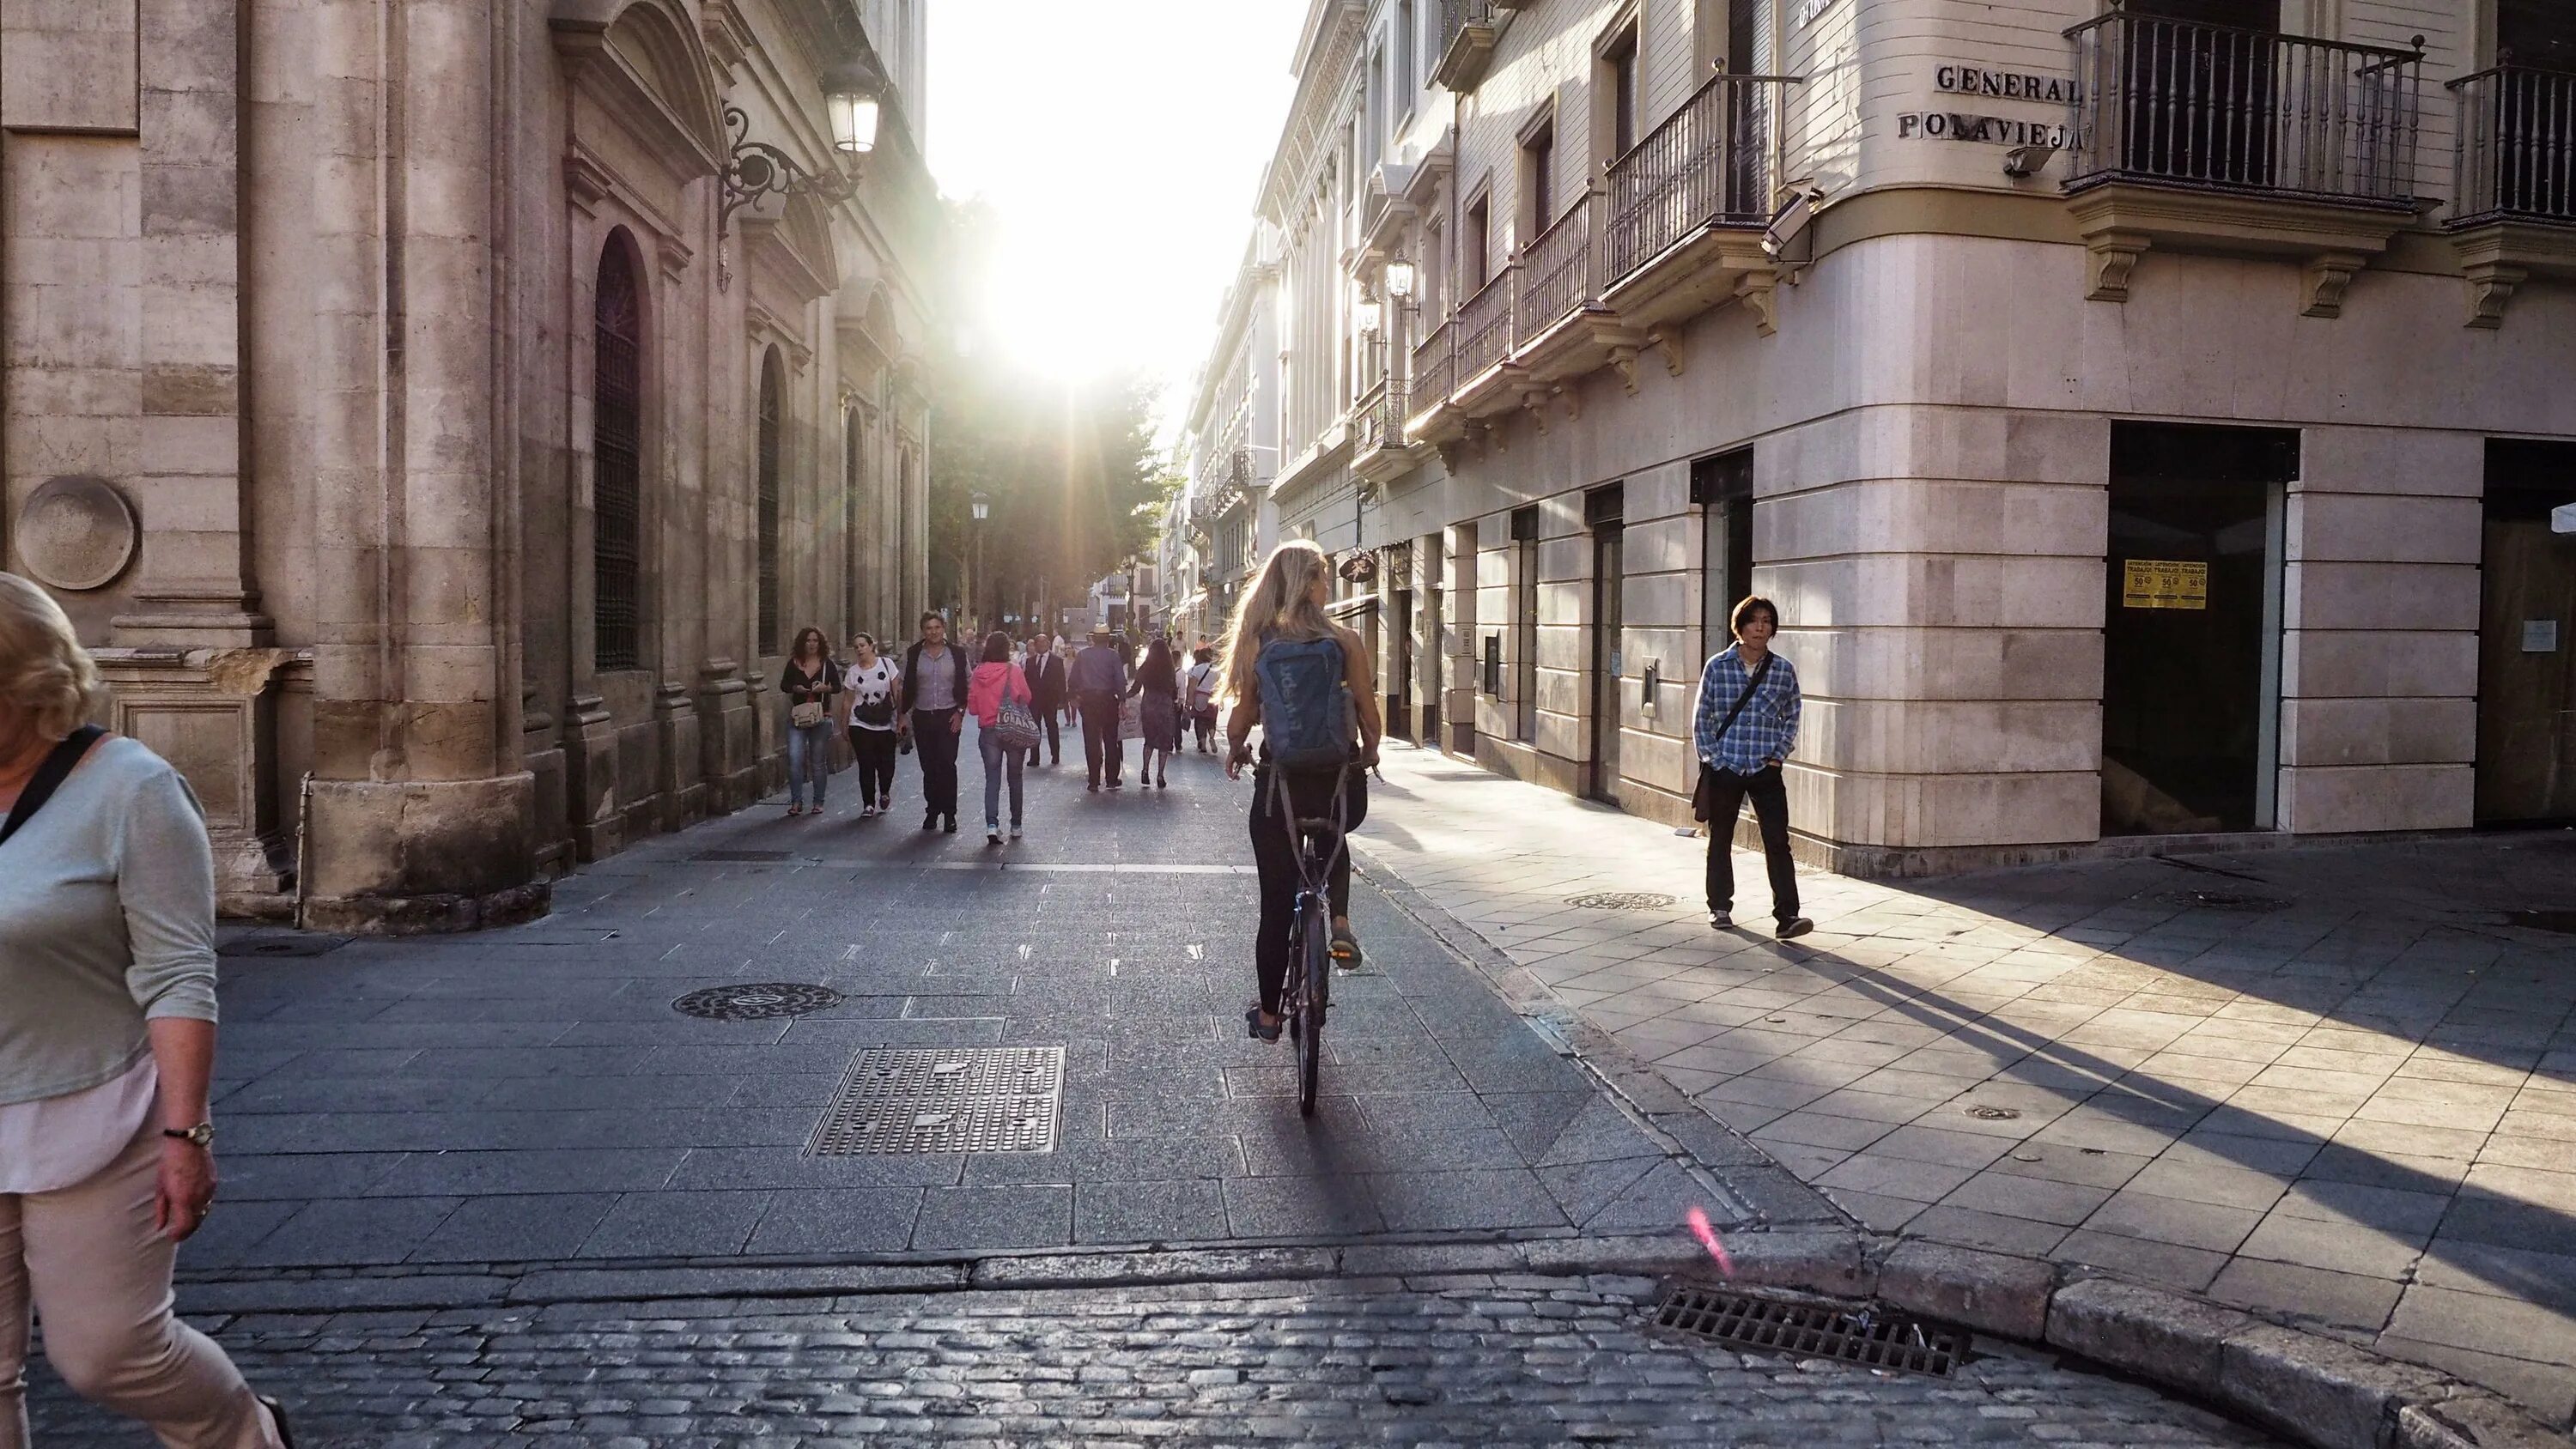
[{"xmin": 1255, "ymin": 634, "xmax": 1356, "ymax": 771}]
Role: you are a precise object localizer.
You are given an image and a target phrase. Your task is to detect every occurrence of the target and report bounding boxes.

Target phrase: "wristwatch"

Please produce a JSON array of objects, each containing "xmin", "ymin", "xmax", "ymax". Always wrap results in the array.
[{"xmin": 163, "ymin": 1123, "xmax": 215, "ymax": 1148}]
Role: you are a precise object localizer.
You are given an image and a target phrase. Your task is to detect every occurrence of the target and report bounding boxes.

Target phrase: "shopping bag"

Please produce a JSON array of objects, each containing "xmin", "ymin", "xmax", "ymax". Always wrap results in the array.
[{"xmin": 1117, "ymin": 695, "xmax": 1142, "ymax": 741}]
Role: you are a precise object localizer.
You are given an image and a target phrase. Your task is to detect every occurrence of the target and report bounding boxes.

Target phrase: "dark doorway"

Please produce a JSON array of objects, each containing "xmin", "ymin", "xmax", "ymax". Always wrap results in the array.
[
  {"xmin": 2477, "ymin": 440, "xmax": 2576, "ymax": 825},
  {"xmin": 1587, "ymin": 484, "xmax": 1625, "ymax": 802},
  {"xmin": 1389, "ymin": 586, "xmax": 1415, "ymax": 742},
  {"xmin": 2501, "ymin": 0, "xmax": 2576, "ymax": 71},
  {"xmin": 2102, "ymin": 423, "xmax": 2293, "ymax": 836},
  {"xmin": 1693, "ymin": 450, "xmax": 1754, "ymax": 668}
]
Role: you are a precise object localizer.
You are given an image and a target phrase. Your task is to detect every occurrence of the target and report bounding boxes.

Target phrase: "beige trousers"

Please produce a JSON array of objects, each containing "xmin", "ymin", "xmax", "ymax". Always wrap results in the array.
[{"xmin": 0, "ymin": 1130, "xmax": 280, "ymax": 1449}]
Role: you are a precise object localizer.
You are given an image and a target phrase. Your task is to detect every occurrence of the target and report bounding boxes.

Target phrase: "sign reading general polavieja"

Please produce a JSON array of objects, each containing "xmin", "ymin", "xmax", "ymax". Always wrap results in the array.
[{"xmin": 1897, "ymin": 62, "xmax": 2082, "ymax": 148}]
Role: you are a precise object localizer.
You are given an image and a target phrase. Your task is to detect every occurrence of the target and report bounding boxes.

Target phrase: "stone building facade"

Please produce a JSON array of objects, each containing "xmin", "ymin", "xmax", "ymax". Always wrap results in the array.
[
  {"xmin": 1193, "ymin": 0, "xmax": 2576, "ymax": 874},
  {"xmin": 1179, "ymin": 236, "xmax": 1285, "ymax": 642},
  {"xmin": 0, "ymin": 0, "xmax": 937, "ymax": 927}
]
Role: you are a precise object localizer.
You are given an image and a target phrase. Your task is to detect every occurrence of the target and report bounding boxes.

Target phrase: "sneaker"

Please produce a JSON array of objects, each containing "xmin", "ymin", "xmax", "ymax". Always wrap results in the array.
[
  {"xmin": 987, "ymin": 831, "xmax": 1003, "ymax": 846},
  {"xmin": 861, "ymin": 804, "xmax": 878, "ymax": 819},
  {"xmin": 922, "ymin": 813, "xmax": 939, "ymax": 832},
  {"xmin": 1777, "ymin": 917, "xmax": 1815, "ymax": 940},
  {"xmin": 1708, "ymin": 910, "xmax": 1732, "ymax": 930},
  {"xmin": 943, "ymin": 815, "xmax": 958, "ymax": 834},
  {"xmin": 1108, "ymin": 779, "xmax": 1123, "ymax": 791},
  {"xmin": 1009, "ymin": 826, "xmax": 1023, "ymax": 840}
]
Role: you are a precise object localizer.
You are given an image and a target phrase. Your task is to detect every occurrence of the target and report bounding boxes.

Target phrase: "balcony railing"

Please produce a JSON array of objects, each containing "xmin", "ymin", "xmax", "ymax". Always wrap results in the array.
[
  {"xmin": 1455, "ymin": 269, "xmax": 1516, "ymax": 381},
  {"xmin": 2451, "ymin": 65, "xmax": 2576, "ymax": 225},
  {"xmin": 2066, "ymin": 13, "xmax": 2423, "ymax": 206},
  {"xmin": 1409, "ymin": 319, "xmax": 1455, "ymax": 415},
  {"xmin": 1361, "ymin": 379, "xmax": 1410, "ymax": 452},
  {"xmin": 1607, "ymin": 71, "xmax": 1792, "ymax": 280},
  {"xmin": 1515, "ymin": 192, "xmax": 1595, "ymax": 347},
  {"xmin": 1434, "ymin": 0, "xmax": 1503, "ymax": 90}
]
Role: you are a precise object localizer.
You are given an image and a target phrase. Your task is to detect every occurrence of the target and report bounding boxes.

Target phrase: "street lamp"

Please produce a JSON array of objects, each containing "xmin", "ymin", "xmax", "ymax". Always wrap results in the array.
[
  {"xmin": 1384, "ymin": 258, "xmax": 1418, "ymax": 301},
  {"xmin": 969, "ymin": 490, "xmax": 992, "ymax": 634},
  {"xmin": 822, "ymin": 61, "xmax": 882, "ymax": 156}
]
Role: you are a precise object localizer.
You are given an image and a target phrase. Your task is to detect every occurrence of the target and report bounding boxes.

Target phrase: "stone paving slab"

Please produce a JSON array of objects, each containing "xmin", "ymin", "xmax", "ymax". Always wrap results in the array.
[
  {"xmin": 28, "ymin": 1273, "xmax": 2285, "ymax": 1446},
  {"xmin": 1348, "ymin": 744, "xmax": 2576, "ymax": 1427},
  {"xmin": 186, "ymin": 740, "xmax": 1744, "ymax": 1288}
]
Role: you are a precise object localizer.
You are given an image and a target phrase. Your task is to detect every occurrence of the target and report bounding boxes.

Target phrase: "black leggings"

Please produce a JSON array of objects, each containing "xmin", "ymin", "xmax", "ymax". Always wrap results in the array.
[
  {"xmin": 849, "ymin": 724, "xmax": 898, "ymax": 803},
  {"xmin": 1249, "ymin": 767, "xmax": 1368, "ymax": 1016}
]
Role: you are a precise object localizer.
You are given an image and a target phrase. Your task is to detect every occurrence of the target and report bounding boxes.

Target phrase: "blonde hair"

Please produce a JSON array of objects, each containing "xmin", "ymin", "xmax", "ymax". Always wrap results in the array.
[
  {"xmin": 0, "ymin": 572, "xmax": 103, "ymax": 741},
  {"xmin": 1220, "ymin": 540, "xmax": 1336, "ymax": 700}
]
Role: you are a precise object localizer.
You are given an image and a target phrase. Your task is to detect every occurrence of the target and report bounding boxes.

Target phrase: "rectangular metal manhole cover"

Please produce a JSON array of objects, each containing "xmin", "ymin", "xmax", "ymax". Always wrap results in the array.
[
  {"xmin": 1653, "ymin": 1286, "xmax": 1963, "ymax": 1377},
  {"xmin": 808, "ymin": 1047, "xmax": 1065, "ymax": 1155}
]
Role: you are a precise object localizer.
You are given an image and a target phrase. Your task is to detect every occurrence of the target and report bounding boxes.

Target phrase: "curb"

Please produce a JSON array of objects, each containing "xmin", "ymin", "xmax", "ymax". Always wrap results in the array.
[{"xmin": 1349, "ymin": 833, "xmax": 2576, "ymax": 1449}]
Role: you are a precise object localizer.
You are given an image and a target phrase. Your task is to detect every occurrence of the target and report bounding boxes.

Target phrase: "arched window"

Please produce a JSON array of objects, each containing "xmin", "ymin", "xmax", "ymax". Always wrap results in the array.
[
  {"xmin": 592, "ymin": 234, "xmax": 643, "ymax": 670},
  {"xmin": 757, "ymin": 348, "xmax": 783, "ymax": 653}
]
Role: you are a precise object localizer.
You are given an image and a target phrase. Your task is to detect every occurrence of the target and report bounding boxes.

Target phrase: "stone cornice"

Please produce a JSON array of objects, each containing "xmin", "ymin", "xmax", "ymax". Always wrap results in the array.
[{"xmin": 1258, "ymin": 0, "xmax": 1368, "ymax": 225}]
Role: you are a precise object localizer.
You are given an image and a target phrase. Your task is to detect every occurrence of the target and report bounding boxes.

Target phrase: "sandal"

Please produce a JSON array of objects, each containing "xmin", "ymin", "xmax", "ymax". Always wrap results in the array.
[
  {"xmin": 1329, "ymin": 924, "xmax": 1364, "ymax": 971},
  {"xmin": 1243, "ymin": 1005, "xmax": 1282, "ymax": 1042},
  {"xmin": 786, "ymin": 805, "xmax": 802, "ymax": 817}
]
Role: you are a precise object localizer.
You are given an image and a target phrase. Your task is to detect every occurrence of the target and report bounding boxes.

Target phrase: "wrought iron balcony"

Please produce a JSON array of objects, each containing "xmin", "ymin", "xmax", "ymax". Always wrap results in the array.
[
  {"xmin": 1433, "ymin": 0, "xmax": 1504, "ymax": 92},
  {"xmin": 1606, "ymin": 71, "xmax": 1792, "ymax": 281},
  {"xmin": 1409, "ymin": 319, "xmax": 1455, "ymax": 420},
  {"xmin": 1516, "ymin": 193, "xmax": 1594, "ymax": 349},
  {"xmin": 2451, "ymin": 65, "xmax": 2576, "ymax": 226},
  {"xmin": 1455, "ymin": 269, "xmax": 1516, "ymax": 383},
  {"xmin": 2065, "ymin": 12, "xmax": 2424, "ymax": 206}
]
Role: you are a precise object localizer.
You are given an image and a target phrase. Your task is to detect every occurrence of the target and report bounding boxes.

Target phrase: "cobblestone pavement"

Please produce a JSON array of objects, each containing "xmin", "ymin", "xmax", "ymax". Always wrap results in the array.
[
  {"xmin": 1350, "ymin": 744, "xmax": 2576, "ymax": 1424},
  {"xmin": 29, "ymin": 1275, "xmax": 2281, "ymax": 1446}
]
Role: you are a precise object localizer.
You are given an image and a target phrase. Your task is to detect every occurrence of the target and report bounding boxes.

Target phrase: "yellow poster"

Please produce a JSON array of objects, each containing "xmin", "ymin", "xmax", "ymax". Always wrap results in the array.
[{"xmin": 2123, "ymin": 559, "xmax": 2208, "ymax": 610}]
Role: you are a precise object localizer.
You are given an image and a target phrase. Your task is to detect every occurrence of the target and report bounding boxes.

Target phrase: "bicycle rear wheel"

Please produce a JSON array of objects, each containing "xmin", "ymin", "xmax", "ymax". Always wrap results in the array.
[{"xmin": 1296, "ymin": 895, "xmax": 1329, "ymax": 1116}]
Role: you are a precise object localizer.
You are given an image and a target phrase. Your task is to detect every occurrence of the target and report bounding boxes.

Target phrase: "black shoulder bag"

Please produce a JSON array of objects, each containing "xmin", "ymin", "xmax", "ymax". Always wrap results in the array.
[
  {"xmin": 0, "ymin": 724, "xmax": 106, "ymax": 847},
  {"xmin": 1690, "ymin": 656, "xmax": 1774, "ymax": 823}
]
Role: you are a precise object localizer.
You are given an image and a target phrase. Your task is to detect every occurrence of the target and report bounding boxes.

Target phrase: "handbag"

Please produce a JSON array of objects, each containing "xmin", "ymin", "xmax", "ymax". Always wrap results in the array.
[
  {"xmin": 1, "ymin": 724, "xmax": 106, "ymax": 846},
  {"xmin": 791, "ymin": 701, "xmax": 826, "ymax": 728},
  {"xmin": 1691, "ymin": 654, "xmax": 1775, "ymax": 822},
  {"xmin": 993, "ymin": 695, "xmax": 1042, "ymax": 752}
]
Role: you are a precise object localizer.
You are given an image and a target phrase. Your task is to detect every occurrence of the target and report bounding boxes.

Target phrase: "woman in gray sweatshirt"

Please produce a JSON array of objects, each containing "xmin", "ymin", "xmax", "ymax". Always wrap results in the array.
[{"xmin": 0, "ymin": 573, "xmax": 289, "ymax": 1447}]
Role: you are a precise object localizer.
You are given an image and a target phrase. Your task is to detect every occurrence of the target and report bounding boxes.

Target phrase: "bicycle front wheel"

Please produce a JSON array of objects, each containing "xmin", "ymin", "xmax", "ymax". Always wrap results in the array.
[{"xmin": 1297, "ymin": 897, "xmax": 1328, "ymax": 1116}]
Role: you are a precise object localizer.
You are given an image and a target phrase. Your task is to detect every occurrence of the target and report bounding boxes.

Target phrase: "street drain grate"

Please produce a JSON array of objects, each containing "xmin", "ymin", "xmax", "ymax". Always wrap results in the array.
[
  {"xmin": 1567, "ymin": 891, "xmax": 1679, "ymax": 911},
  {"xmin": 809, "ymin": 1046, "xmax": 1064, "ymax": 1155},
  {"xmin": 1965, "ymin": 1106, "xmax": 2022, "ymax": 1121},
  {"xmin": 1653, "ymin": 1287, "xmax": 1963, "ymax": 1377},
  {"xmin": 673, "ymin": 983, "xmax": 845, "ymax": 1021},
  {"xmin": 2168, "ymin": 889, "xmax": 2293, "ymax": 912},
  {"xmin": 218, "ymin": 935, "xmax": 348, "ymax": 959},
  {"xmin": 693, "ymin": 849, "xmax": 793, "ymax": 863}
]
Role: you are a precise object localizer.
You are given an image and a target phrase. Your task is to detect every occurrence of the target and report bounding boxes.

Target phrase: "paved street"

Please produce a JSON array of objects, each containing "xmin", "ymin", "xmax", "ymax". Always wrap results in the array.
[
  {"xmin": 1351, "ymin": 744, "xmax": 2576, "ymax": 1425},
  {"xmin": 32, "ymin": 1275, "xmax": 2282, "ymax": 1446},
  {"xmin": 24, "ymin": 731, "xmax": 2302, "ymax": 1445}
]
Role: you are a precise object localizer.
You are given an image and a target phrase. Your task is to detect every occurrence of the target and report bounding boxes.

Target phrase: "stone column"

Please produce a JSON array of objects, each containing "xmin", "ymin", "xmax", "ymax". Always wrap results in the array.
[{"xmin": 298, "ymin": 0, "xmax": 541, "ymax": 932}]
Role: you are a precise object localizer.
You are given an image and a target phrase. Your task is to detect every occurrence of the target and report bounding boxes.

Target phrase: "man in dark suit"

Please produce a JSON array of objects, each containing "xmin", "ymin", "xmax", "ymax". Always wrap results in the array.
[{"xmin": 1022, "ymin": 631, "xmax": 1066, "ymax": 767}]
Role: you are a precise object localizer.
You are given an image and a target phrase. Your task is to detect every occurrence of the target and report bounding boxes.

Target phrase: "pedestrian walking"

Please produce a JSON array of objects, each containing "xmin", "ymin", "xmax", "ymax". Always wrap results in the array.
[
  {"xmin": 968, "ymin": 631, "xmax": 1036, "ymax": 845},
  {"xmin": 780, "ymin": 627, "xmax": 841, "ymax": 818},
  {"xmin": 1071, "ymin": 627, "xmax": 1129, "ymax": 791},
  {"xmin": 1691, "ymin": 595, "xmax": 1813, "ymax": 939},
  {"xmin": 1219, "ymin": 543, "xmax": 1383, "ymax": 1040},
  {"xmin": 1129, "ymin": 636, "xmax": 1182, "ymax": 789},
  {"xmin": 843, "ymin": 633, "xmax": 900, "ymax": 818},
  {"xmin": 0, "ymin": 573, "xmax": 295, "ymax": 1449},
  {"xmin": 901, "ymin": 612, "xmax": 971, "ymax": 834},
  {"xmin": 1186, "ymin": 645, "xmax": 1221, "ymax": 754},
  {"xmin": 1021, "ymin": 630, "xmax": 1067, "ymax": 768}
]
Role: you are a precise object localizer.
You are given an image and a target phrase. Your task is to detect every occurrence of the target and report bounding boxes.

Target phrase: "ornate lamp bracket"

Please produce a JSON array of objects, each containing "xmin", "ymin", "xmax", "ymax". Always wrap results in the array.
[{"xmin": 715, "ymin": 105, "xmax": 859, "ymax": 292}]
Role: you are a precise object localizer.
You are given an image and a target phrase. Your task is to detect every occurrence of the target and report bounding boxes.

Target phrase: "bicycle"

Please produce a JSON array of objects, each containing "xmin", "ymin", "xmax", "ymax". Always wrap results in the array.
[{"xmin": 1271, "ymin": 762, "xmax": 1351, "ymax": 1118}]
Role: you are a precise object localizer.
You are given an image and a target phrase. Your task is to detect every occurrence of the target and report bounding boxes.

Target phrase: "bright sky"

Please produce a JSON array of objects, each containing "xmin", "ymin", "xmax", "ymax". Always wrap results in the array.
[{"xmin": 926, "ymin": 2, "xmax": 1309, "ymax": 429}]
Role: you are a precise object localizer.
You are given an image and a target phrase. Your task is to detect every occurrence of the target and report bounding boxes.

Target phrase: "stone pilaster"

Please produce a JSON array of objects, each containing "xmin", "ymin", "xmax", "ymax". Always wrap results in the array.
[
  {"xmin": 697, "ymin": 658, "xmax": 756, "ymax": 812},
  {"xmin": 89, "ymin": 645, "xmax": 299, "ymax": 917},
  {"xmin": 654, "ymin": 679, "xmax": 703, "ymax": 829},
  {"xmin": 521, "ymin": 682, "xmax": 569, "ymax": 877},
  {"xmin": 563, "ymin": 691, "xmax": 621, "ymax": 862}
]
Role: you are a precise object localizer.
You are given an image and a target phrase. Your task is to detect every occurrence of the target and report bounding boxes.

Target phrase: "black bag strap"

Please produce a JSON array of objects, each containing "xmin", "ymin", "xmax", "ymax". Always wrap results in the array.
[
  {"xmin": 1, "ymin": 724, "xmax": 106, "ymax": 847},
  {"xmin": 1705, "ymin": 654, "xmax": 1774, "ymax": 757}
]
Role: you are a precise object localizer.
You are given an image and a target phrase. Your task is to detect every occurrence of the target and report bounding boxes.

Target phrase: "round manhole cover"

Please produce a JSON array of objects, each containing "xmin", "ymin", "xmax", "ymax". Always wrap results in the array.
[
  {"xmin": 672, "ymin": 983, "xmax": 845, "ymax": 1021},
  {"xmin": 1567, "ymin": 892, "xmax": 1679, "ymax": 911},
  {"xmin": 2168, "ymin": 890, "xmax": 2293, "ymax": 912}
]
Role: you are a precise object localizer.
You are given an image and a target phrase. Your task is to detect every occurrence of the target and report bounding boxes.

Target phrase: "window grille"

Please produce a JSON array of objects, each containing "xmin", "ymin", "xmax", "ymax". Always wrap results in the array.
[
  {"xmin": 757, "ymin": 350, "xmax": 783, "ymax": 654},
  {"xmin": 592, "ymin": 239, "xmax": 643, "ymax": 670}
]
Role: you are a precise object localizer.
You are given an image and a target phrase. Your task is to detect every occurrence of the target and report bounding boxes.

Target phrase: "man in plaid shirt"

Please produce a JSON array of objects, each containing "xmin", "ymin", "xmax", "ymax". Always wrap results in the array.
[{"xmin": 1692, "ymin": 596, "xmax": 1813, "ymax": 939}]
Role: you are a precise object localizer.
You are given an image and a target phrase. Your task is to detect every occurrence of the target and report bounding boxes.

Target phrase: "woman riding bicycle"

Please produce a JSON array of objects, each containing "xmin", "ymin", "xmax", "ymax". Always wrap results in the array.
[{"xmin": 1220, "ymin": 541, "xmax": 1383, "ymax": 1042}]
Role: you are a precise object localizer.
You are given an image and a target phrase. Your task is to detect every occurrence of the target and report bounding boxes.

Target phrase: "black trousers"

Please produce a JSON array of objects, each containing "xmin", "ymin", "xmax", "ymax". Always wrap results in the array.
[
  {"xmin": 1249, "ymin": 768, "xmax": 1368, "ymax": 1016},
  {"xmin": 848, "ymin": 724, "xmax": 898, "ymax": 803},
  {"xmin": 910, "ymin": 709, "xmax": 962, "ymax": 818},
  {"xmin": 1703, "ymin": 764, "xmax": 1800, "ymax": 922},
  {"xmin": 1078, "ymin": 690, "xmax": 1123, "ymax": 785},
  {"xmin": 1026, "ymin": 705, "xmax": 1060, "ymax": 767}
]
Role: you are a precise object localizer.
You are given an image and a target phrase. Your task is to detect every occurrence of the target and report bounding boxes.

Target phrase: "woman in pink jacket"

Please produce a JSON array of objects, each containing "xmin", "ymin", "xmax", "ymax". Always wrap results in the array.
[{"xmin": 967, "ymin": 631, "xmax": 1034, "ymax": 845}]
